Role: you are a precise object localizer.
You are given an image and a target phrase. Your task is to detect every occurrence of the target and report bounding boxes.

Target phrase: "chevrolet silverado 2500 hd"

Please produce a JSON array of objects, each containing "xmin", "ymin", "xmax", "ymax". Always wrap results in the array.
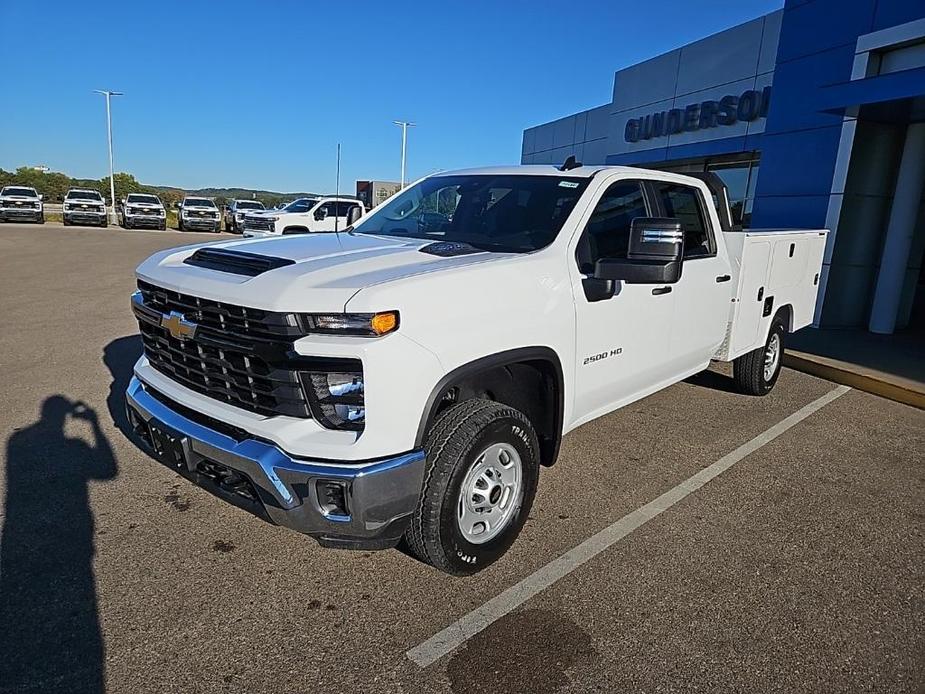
[
  {"xmin": 224, "ymin": 199, "xmax": 265, "ymax": 233},
  {"xmin": 63, "ymin": 188, "xmax": 107, "ymax": 227},
  {"xmin": 0, "ymin": 186, "xmax": 44, "ymax": 223},
  {"xmin": 242, "ymin": 196, "xmax": 365, "ymax": 237},
  {"xmin": 177, "ymin": 197, "xmax": 220, "ymax": 232},
  {"xmin": 121, "ymin": 193, "xmax": 167, "ymax": 230},
  {"xmin": 126, "ymin": 163, "xmax": 827, "ymax": 575}
]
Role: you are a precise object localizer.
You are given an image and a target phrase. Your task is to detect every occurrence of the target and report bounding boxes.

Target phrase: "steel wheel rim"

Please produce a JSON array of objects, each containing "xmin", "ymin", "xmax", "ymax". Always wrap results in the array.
[
  {"xmin": 457, "ymin": 442, "xmax": 523, "ymax": 544},
  {"xmin": 764, "ymin": 332, "xmax": 781, "ymax": 381}
]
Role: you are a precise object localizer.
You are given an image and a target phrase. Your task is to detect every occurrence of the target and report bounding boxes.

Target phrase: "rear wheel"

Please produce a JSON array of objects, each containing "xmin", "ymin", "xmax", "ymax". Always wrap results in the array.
[
  {"xmin": 734, "ymin": 318, "xmax": 785, "ymax": 396},
  {"xmin": 404, "ymin": 399, "xmax": 540, "ymax": 576}
]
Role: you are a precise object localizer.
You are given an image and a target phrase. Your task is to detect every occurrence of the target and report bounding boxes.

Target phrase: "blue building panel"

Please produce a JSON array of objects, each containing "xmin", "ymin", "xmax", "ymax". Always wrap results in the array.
[{"xmin": 775, "ymin": 0, "xmax": 876, "ymax": 63}]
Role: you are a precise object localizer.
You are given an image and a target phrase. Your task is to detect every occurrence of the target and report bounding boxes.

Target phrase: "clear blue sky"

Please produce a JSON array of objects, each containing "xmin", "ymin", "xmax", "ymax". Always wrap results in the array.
[{"xmin": 0, "ymin": 0, "xmax": 782, "ymax": 193}]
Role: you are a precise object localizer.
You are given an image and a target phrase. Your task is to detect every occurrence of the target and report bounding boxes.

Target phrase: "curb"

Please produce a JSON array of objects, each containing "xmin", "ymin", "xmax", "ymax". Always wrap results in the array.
[{"xmin": 783, "ymin": 353, "xmax": 925, "ymax": 410}]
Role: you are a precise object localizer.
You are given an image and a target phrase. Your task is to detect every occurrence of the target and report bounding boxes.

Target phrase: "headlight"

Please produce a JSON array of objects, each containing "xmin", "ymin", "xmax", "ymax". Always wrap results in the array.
[
  {"xmin": 301, "ymin": 311, "xmax": 399, "ymax": 337},
  {"xmin": 301, "ymin": 366, "xmax": 365, "ymax": 430}
]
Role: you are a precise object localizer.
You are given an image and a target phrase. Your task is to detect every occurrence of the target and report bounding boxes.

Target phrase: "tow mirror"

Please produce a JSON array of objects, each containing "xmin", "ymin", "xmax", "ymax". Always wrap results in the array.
[
  {"xmin": 594, "ymin": 218, "xmax": 684, "ymax": 285},
  {"xmin": 346, "ymin": 206, "xmax": 363, "ymax": 225},
  {"xmin": 314, "ymin": 208, "xmax": 327, "ymax": 221},
  {"xmin": 38, "ymin": 194, "xmax": 44, "ymax": 201}
]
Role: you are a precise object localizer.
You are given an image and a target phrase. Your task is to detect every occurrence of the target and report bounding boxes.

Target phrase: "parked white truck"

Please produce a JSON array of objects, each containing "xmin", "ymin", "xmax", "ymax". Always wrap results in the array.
[
  {"xmin": 126, "ymin": 163, "xmax": 826, "ymax": 575},
  {"xmin": 0, "ymin": 185, "xmax": 44, "ymax": 223},
  {"xmin": 177, "ymin": 197, "xmax": 221, "ymax": 232},
  {"xmin": 120, "ymin": 193, "xmax": 167, "ymax": 230},
  {"xmin": 242, "ymin": 196, "xmax": 365, "ymax": 237}
]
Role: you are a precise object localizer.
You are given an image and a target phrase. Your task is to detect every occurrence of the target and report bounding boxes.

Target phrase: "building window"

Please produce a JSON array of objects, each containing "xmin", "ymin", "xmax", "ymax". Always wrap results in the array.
[{"xmin": 656, "ymin": 154, "xmax": 760, "ymax": 228}]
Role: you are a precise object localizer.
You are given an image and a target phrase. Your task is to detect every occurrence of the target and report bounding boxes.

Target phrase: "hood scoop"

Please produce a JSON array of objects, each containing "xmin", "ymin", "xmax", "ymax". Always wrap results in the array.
[
  {"xmin": 418, "ymin": 241, "xmax": 484, "ymax": 258},
  {"xmin": 183, "ymin": 248, "xmax": 295, "ymax": 277}
]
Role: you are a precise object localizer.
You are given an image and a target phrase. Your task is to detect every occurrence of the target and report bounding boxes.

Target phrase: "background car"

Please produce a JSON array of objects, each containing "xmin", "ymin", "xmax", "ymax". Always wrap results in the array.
[
  {"xmin": 0, "ymin": 186, "xmax": 44, "ymax": 223},
  {"xmin": 177, "ymin": 197, "xmax": 220, "ymax": 232},
  {"xmin": 120, "ymin": 193, "xmax": 167, "ymax": 230},
  {"xmin": 223, "ymin": 199, "xmax": 265, "ymax": 233},
  {"xmin": 63, "ymin": 189, "xmax": 107, "ymax": 227}
]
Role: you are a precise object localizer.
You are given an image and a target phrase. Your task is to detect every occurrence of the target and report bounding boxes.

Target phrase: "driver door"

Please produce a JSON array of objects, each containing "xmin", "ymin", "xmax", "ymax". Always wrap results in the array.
[{"xmin": 570, "ymin": 176, "xmax": 675, "ymax": 423}]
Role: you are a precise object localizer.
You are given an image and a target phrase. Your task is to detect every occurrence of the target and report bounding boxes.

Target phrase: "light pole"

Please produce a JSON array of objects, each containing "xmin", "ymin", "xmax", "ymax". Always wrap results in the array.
[
  {"xmin": 95, "ymin": 89, "xmax": 123, "ymax": 222},
  {"xmin": 393, "ymin": 120, "xmax": 415, "ymax": 188}
]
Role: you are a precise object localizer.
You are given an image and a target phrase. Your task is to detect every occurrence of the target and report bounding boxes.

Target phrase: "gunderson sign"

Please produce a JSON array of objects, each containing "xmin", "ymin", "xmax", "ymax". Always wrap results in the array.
[{"xmin": 624, "ymin": 86, "xmax": 772, "ymax": 142}]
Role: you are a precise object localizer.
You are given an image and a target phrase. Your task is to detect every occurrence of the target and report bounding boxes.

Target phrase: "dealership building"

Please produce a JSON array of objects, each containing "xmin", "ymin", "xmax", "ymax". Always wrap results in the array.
[{"xmin": 522, "ymin": 0, "xmax": 925, "ymax": 334}]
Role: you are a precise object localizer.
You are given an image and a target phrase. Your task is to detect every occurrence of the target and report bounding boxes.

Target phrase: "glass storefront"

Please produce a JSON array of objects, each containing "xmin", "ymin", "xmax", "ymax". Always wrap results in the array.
[{"xmin": 655, "ymin": 154, "xmax": 760, "ymax": 228}]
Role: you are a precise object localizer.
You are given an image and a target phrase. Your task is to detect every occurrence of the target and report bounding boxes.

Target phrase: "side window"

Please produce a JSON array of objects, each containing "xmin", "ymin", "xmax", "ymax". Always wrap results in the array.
[
  {"xmin": 653, "ymin": 183, "xmax": 713, "ymax": 258},
  {"xmin": 577, "ymin": 180, "xmax": 648, "ymax": 273},
  {"xmin": 321, "ymin": 201, "xmax": 339, "ymax": 216}
]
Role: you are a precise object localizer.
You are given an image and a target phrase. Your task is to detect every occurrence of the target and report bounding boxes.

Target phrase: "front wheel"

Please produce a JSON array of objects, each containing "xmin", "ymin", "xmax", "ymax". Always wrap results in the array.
[
  {"xmin": 734, "ymin": 318, "xmax": 785, "ymax": 396},
  {"xmin": 404, "ymin": 399, "xmax": 540, "ymax": 576}
]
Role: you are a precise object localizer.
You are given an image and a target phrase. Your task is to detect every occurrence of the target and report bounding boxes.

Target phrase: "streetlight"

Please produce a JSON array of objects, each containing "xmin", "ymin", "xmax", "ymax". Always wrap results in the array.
[
  {"xmin": 393, "ymin": 120, "xmax": 415, "ymax": 188},
  {"xmin": 94, "ymin": 89, "xmax": 123, "ymax": 222}
]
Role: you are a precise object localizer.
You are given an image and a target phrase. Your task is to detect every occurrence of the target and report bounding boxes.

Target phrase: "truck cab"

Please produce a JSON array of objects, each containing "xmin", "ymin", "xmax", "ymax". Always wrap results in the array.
[
  {"xmin": 242, "ymin": 196, "xmax": 365, "ymax": 237},
  {"xmin": 126, "ymin": 164, "xmax": 825, "ymax": 575}
]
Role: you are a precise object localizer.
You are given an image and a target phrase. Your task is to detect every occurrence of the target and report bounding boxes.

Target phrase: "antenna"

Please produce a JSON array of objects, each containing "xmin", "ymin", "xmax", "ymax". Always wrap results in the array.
[{"xmin": 334, "ymin": 143, "xmax": 341, "ymax": 236}]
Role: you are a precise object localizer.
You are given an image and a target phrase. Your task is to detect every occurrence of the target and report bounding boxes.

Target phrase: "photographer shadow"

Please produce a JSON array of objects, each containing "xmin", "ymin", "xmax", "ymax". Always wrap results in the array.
[{"xmin": 0, "ymin": 395, "xmax": 118, "ymax": 693}]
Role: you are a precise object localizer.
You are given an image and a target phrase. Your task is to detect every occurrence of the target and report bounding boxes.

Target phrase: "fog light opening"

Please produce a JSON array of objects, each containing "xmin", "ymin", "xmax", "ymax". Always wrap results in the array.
[{"xmin": 317, "ymin": 480, "xmax": 350, "ymax": 520}]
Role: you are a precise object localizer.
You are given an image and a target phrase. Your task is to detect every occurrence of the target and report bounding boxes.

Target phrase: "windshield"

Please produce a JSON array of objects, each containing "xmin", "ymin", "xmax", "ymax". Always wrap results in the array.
[
  {"xmin": 185, "ymin": 198, "xmax": 215, "ymax": 208},
  {"xmin": 2, "ymin": 187, "xmax": 37, "ymax": 197},
  {"xmin": 67, "ymin": 190, "xmax": 103, "ymax": 201},
  {"xmin": 283, "ymin": 198, "xmax": 319, "ymax": 213},
  {"xmin": 237, "ymin": 201, "xmax": 264, "ymax": 210},
  {"xmin": 351, "ymin": 174, "xmax": 590, "ymax": 253},
  {"xmin": 127, "ymin": 194, "xmax": 160, "ymax": 204}
]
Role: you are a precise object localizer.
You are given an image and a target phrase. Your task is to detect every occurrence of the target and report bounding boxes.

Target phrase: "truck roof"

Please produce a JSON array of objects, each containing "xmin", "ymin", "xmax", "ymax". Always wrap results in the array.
[{"xmin": 433, "ymin": 164, "xmax": 638, "ymax": 178}]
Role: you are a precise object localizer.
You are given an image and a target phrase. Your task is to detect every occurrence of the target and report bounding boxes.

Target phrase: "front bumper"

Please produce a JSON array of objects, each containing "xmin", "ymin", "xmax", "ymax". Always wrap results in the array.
[
  {"xmin": 182, "ymin": 216, "xmax": 219, "ymax": 230},
  {"xmin": 125, "ymin": 376, "xmax": 426, "ymax": 549},
  {"xmin": 0, "ymin": 207, "xmax": 42, "ymax": 221},
  {"xmin": 65, "ymin": 209, "xmax": 107, "ymax": 224},
  {"xmin": 126, "ymin": 213, "xmax": 165, "ymax": 227}
]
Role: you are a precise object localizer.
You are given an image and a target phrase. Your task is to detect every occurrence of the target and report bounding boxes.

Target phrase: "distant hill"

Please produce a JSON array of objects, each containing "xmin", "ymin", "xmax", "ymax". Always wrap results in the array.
[{"xmin": 147, "ymin": 185, "xmax": 327, "ymax": 201}]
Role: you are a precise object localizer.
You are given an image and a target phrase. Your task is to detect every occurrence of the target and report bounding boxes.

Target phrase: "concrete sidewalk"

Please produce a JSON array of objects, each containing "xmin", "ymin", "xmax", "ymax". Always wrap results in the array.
[{"xmin": 785, "ymin": 328, "xmax": 924, "ymax": 409}]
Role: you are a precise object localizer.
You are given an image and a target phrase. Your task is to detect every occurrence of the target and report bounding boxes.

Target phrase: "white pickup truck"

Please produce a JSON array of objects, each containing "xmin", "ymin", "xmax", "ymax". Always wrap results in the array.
[
  {"xmin": 126, "ymin": 163, "xmax": 826, "ymax": 575},
  {"xmin": 0, "ymin": 185, "xmax": 44, "ymax": 223},
  {"xmin": 242, "ymin": 196, "xmax": 365, "ymax": 237}
]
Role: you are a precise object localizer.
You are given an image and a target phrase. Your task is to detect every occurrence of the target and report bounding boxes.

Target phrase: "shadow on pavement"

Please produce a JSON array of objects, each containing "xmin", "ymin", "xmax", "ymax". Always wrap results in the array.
[
  {"xmin": 103, "ymin": 334, "xmax": 143, "ymax": 438},
  {"xmin": 0, "ymin": 339, "xmax": 136, "ymax": 692},
  {"xmin": 684, "ymin": 368, "xmax": 740, "ymax": 394}
]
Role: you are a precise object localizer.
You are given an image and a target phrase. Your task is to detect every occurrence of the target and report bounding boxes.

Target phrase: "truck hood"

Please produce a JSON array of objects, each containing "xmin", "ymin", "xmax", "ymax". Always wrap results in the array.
[
  {"xmin": 135, "ymin": 232, "xmax": 509, "ymax": 312},
  {"xmin": 1, "ymin": 195, "xmax": 40, "ymax": 201}
]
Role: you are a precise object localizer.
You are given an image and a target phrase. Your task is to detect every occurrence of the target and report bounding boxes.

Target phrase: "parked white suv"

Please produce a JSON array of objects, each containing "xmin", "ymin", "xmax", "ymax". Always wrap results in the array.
[
  {"xmin": 126, "ymin": 164, "xmax": 826, "ymax": 575},
  {"xmin": 120, "ymin": 193, "xmax": 167, "ymax": 230},
  {"xmin": 0, "ymin": 186, "xmax": 44, "ymax": 223},
  {"xmin": 224, "ymin": 199, "xmax": 265, "ymax": 233},
  {"xmin": 63, "ymin": 189, "xmax": 107, "ymax": 227},
  {"xmin": 177, "ymin": 197, "xmax": 221, "ymax": 232},
  {"xmin": 242, "ymin": 196, "xmax": 365, "ymax": 237}
]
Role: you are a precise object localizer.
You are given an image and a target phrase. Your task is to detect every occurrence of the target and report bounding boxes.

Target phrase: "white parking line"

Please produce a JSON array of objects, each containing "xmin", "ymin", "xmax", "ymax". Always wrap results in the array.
[{"xmin": 406, "ymin": 384, "xmax": 852, "ymax": 668}]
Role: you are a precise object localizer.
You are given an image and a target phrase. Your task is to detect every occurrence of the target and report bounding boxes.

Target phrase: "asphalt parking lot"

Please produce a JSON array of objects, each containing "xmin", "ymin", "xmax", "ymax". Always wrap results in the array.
[{"xmin": 1, "ymin": 222, "xmax": 922, "ymax": 694}]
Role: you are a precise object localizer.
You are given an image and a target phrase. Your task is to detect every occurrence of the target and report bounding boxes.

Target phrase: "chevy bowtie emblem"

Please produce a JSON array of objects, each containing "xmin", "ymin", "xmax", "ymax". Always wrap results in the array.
[{"xmin": 161, "ymin": 311, "xmax": 198, "ymax": 341}]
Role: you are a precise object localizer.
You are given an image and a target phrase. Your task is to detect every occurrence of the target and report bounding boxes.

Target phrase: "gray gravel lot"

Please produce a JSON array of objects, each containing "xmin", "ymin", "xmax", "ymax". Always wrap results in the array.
[{"xmin": 0, "ymin": 222, "xmax": 922, "ymax": 694}]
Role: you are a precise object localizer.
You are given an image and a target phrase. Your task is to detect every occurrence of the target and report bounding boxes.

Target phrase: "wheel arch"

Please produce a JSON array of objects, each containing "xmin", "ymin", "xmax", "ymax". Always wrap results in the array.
[
  {"xmin": 282, "ymin": 225, "xmax": 309, "ymax": 235},
  {"xmin": 774, "ymin": 304, "xmax": 794, "ymax": 332},
  {"xmin": 415, "ymin": 347, "xmax": 565, "ymax": 468}
]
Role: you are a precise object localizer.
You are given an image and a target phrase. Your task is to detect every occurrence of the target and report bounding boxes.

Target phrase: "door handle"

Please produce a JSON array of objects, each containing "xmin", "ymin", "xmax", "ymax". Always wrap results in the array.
[
  {"xmin": 651, "ymin": 286, "xmax": 672, "ymax": 295},
  {"xmin": 715, "ymin": 274, "xmax": 731, "ymax": 283}
]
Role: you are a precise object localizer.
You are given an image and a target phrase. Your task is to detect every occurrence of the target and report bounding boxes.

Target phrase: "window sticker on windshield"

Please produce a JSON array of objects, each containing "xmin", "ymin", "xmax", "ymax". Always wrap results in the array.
[{"xmin": 559, "ymin": 181, "xmax": 579, "ymax": 188}]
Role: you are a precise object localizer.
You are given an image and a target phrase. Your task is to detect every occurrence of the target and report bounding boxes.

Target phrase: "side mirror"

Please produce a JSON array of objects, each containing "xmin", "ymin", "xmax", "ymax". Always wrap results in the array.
[
  {"xmin": 346, "ymin": 206, "xmax": 363, "ymax": 226},
  {"xmin": 314, "ymin": 208, "xmax": 327, "ymax": 221},
  {"xmin": 594, "ymin": 218, "xmax": 684, "ymax": 285},
  {"xmin": 38, "ymin": 194, "xmax": 44, "ymax": 201}
]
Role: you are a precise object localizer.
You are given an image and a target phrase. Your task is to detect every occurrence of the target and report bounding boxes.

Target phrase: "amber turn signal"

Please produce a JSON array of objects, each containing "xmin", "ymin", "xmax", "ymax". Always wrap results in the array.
[{"xmin": 370, "ymin": 311, "xmax": 399, "ymax": 335}]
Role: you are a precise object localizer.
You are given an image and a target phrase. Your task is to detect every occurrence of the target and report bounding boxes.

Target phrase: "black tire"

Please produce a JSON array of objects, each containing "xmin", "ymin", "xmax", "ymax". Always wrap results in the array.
[
  {"xmin": 734, "ymin": 318, "xmax": 785, "ymax": 396},
  {"xmin": 404, "ymin": 399, "xmax": 540, "ymax": 576},
  {"xmin": 63, "ymin": 217, "xmax": 70, "ymax": 227},
  {"xmin": 38, "ymin": 215, "xmax": 44, "ymax": 224},
  {"xmin": 101, "ymin": 219, "xmax": 108, "ymax": 228},
  {"xmin": 159, "ymin": 221, "xmax": 166, "ymax": 231},
  {"xmin": 178, "ymin": 218, "xmax": 184, "ymax": 231}
]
